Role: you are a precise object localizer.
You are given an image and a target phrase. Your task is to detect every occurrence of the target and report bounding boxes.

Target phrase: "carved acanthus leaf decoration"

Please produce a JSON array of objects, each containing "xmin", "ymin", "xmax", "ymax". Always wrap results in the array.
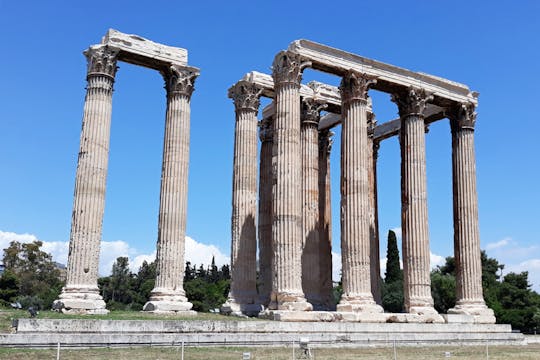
[
  {"xmin": 272, "ymin": 51, "xmax": 311, "ymax": 86},
  {"xmin": 258, "ymin": 117, "xmax": 273, "ymax": 142},
  {"xmin": 84, "ymin": 45, "xmax": 119, "ymax": 78},
  {"xmin": 163, "ymin": 66, "xmax": 199, "ymax": 98},
  {"xmin": 318, "ymin": 129, "xmax": 334, "ymax": 155},
  {"xmin": 448, "ymin": 102, "xmax": 477, "ymax": 131},
  {"xmin": 301, "ymin": 98, "xmax": 327, "ymax": 126},
  {"xmin": 340, "ymin": 70, "xmax": 377, "ymax": 104},
  {"xmin": 391, "ymin": 87, "xmax": 434, "ymax": 117},
  {"xmin": 229, "ymin": 81, "xmax": 263, "ymax": 112}
]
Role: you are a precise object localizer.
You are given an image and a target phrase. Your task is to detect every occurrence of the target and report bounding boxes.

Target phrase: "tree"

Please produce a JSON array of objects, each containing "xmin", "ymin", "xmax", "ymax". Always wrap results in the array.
[
  {"xmin": 384, "ymin": 230, "xmax": 402, "ymax": 284},
  {"xmin": 99, "ymin": 257, "xmax": 136, "ymax": 309},
  {"xmin": 0, "ymin": 270, "xmax": 20, "ymax": 305},
  {"xmin": 2, "ymin": 240, "xmax": 64, "ymax": 309},
  {"xmin": 382, "ymin": 230, "xmax": 404, "ymax": 313}
]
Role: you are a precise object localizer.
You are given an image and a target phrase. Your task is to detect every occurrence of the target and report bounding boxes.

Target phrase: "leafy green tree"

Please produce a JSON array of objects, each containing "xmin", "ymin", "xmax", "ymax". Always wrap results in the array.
[
  {"xmin": 495, "ymin": 272, "xmax": 540, "ymax": 333},
  {"xmin": 0, "ymin": 270, "xmax": 20, "ymax": 305},
  {"xmin": 382, "ymin": 230, "xmax": 404, "ymax": 312},
  {"xmin": 431, "ymin": 271, "xmax": 456, "ymax": 313},
  {"xmin": 99, "ymin": 257, "xmax": 136, "ymax": 309},
  {"xmin": 2, "ymin": 240, "xmax": 64, "ymax": 309}
]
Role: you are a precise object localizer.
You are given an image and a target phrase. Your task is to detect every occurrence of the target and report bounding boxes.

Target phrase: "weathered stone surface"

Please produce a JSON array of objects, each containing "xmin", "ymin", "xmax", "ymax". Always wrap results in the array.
[
  {"xmin": 318, "ymin": 129, "xmax": 334, "ymax": 310},
  {"xmin": 268, "ymin": 52, "xmax": 312, "ymax": 312},
  {"xmin": 257, "ymin": 115, "xmax": 273, "ymax": 307},
  {"xmin": 392, "ymin": 87, "xmax": 438, "ymax": 316},
  {"xmin": 102, "ymin": 29, "xmax": 188, "ymax": 68},
  {"xmin": 337, "ymin": 71, "xmax": 382, "ymax": 314},
  {"xmin": 221, "ymin": 81, "xmax": 263, "ymax": 315},
  {"xmin": 54, "ymin": 46, "xmax": 117, "ymax": 315},
  {"xmin": 288, "ymin": 39, "xmax": 477, "ymax": 106},
  {"xmin": 144, "ymin": 65, "xmax": 199, "ymax": 313}
]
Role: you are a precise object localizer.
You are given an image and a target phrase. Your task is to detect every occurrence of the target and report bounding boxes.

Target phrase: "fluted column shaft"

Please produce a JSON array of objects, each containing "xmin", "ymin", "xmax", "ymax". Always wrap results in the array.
[
  {"xmin": 318, "ymin": 130, "xmax": 334, "ymax": 310},
  {"xmin": 448, "ymin": 104, "xmax": 494, "ymax": 321},
  {"xmin": 369, "ymin": 137, "xmax": 382, "ymax": 305},
  {"xmin": 145, "ymin": 66, "xmax": 199, "ymax": 312},
  {"xmin": 392, "ymin": 88, "xmax": 437, "ymax": 314},
  {"xmin": 56, "ymin": 45, "xmax": 118, "ymax": 313},
  {"xmin": 301, "ymin": 98, "xmax": 324, "ymax": 309},
  {"xmin": 224, "ymin": 82, "xmax": 262, "ymax": 313},
  {"xmin": 258, "ymin": 117, "xmax": 273, "ymax": 306},
  {"xmin": 337, "ymin": 71, "xmax": 382, "ymax": 313},
  {"xmin": 269, "ymin": 52, "xmax": 312, "ymax": 311}
]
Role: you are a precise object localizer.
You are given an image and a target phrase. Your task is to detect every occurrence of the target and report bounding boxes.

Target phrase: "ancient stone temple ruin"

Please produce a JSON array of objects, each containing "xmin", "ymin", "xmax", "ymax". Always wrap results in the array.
[
  {"xmin": 54, "ymin": 30, "xmax": 199, "ymax": 314},
  {"xmin": 224, "ymin": 40, "xmax": 496, "ymax": 324}
]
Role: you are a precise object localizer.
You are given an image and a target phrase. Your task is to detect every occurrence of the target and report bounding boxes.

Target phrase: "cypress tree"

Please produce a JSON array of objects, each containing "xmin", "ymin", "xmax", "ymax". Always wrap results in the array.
[{"xmin": 385, "ymin": 230, "xmax": 402, "ymax": 284}]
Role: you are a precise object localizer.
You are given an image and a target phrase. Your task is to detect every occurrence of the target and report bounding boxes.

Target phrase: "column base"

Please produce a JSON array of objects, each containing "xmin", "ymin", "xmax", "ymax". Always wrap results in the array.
[
  {"xmin": 404, "ymin": 301, "xmax": 445, "ymax": 323},
  {"xmin": 448, "ymin": 301, "xmax": 496, "ymax": 323},
  {"xmin": 220, "ymin": 298, "xmax": 263, "ymax": 317},
  {"xmin": 336, "ymin": 294, "xmax": 383, "ymax": 313},
  {"xmin": 143, "ymin": 288, "xmax": 194, "ymax": 313},
  {"xmin": 268, "ymin": 291, "xmax": 313, "ymax": 311},
  {"xmin": 53, "ymin": 285, "xmax": 108, "ymax": 314}
]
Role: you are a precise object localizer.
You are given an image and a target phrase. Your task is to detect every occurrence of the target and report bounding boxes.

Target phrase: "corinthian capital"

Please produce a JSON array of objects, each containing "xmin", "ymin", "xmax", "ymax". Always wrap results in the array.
[
  {"xmin": 84, "ymin": 45, "xmax": 119, "ymax": 78},
  {"xmin": 259, "ymin": 117, "xmax": 274, "ymax": 142},
  {"xmin": 163, "ymin": 65, "xmax": 199, "ymax": 98},
  {"xmin": 391, "ymin": 87, "xmax": 434, "ymax": 117},
  {"xmin": 448, "ymin": 102, "xmax": 477, "ymax": 131},
  {"xmin": 228, "ymin": 81, "xmax": 263, "ymax": 112},
  {"xmin": 340, "ymin": 70, "xmax": 377, "ymax": 104},
  {"xmin": 272, "ymin": 51, "xmax": 311, "ymax": 86},
  {"xmin": 319, "ymin": 129, "xmax": 334, "ymax": 155},
  {"xmin": 301, "ymin": 98, "xmax": 327, "ymax": 127}
]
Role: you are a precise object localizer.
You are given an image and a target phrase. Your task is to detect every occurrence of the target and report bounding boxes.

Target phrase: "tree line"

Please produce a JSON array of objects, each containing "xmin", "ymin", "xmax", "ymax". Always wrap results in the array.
[{"xmin": 1, "ymin": 238, "xmax": 540, "ymax": 333}]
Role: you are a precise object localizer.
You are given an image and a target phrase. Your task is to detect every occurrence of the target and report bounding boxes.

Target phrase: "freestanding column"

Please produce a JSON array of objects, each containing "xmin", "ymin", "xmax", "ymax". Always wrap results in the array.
[
  {"xmin": 337, "ymin": 70, "xmax": 383, "ymax": 313},
  {"xmin": 221, "ymin": 81, "xmax": 263, "ymax": 316},
  {"xmin": 368, "ymin": 114, "xmax": 382, "ymax": 305},
  {"xmin": 268, "ymin": 51, "xmax": 312, "ymax": 311},
  {"xmin": 318, "ymin": 129, "xmax": 334, "ymax": 310},
  {"xmin": 54, "ymin": 45, "xmax": 118, "ymax": 314},
  {"xmin": 144, "ymin": 65, "xmax": 199, "ymax": 313},
  {"xmin": 448, "ymin": 103, "xmax": 495, "ymax": 323},
  {"xmin": 258, "ymin": 116, "xmax": 274, "ymax": 307},
  {"xmin": 300, "ymin": 98, "xmax": 326, "ymax": 309},
  {"xmin": 392, "ymin": 87, "xmax": 440, "ymax": 317}
]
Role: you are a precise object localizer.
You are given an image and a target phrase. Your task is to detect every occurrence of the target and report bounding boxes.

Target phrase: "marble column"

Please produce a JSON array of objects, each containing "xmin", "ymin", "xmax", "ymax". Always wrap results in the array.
[
  {"xmin": 269, "ymin": 51, "xmax": 312, "ymax": 311},
  {"xmin": 258, "ymin": 116, "xmax": 274, "ymax": 307},
  {"xmin": 337, "ymin": 70, "xmax": 383, "ymax": 313},
  {"xmin": 368, "ymin": 112, "xmax": 382, "ymax": 305},
  {"xmin": 448, "ymin": 103, "xmax": 495, "ymax": 323},
  {"xmin": 300, "ymin": 98, "xmax": 326, "ymax": 309},
  {"xmin": 318, "ymin": 129, "xmax": 334, "ymax": 310},
  {"xmin": 54, "ymin": 45, "xmax": 118, "ymax": 314},
  {"xmin": 392, "ymin": 87, "xmax": 439, "ymax": 316},
  {"xmin": 221, "ymin": 81, "xmax": 263, "ymax": 316},
  {"xmin": 144, "ymin": 65, "xmax": 199, "ymax": 313}
]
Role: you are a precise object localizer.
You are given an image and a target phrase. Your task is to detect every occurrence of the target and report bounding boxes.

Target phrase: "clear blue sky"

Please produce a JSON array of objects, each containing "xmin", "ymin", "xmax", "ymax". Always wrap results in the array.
[{"xmin": 0, "ymin": 1, "xmax": 539, "ymax": 289}]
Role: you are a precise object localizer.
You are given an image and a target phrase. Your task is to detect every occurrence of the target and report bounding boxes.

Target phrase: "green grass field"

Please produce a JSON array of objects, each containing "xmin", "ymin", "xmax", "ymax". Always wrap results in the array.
[{"xmin": 0, "ymin": 345, "xmax": 539, "ymax": 360}]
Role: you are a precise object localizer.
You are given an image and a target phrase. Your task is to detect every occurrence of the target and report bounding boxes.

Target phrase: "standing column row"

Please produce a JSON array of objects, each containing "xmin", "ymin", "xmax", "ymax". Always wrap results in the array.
[
  {"xmin": 144, "ymin": 65, "xmax": 199, "ymax": 313},
  {"xmin": 221, "ymin": 82, "xmax": 263, "ymax": 316},
  {"xmin": 54, "ymin": 45, "xmax": 118, "ymax": 314}
]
